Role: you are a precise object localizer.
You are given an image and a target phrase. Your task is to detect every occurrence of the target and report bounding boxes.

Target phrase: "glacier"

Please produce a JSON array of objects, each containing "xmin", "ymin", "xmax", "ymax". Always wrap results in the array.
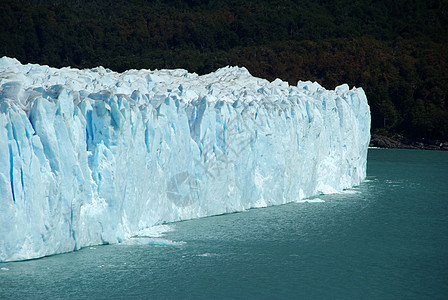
[{"xmin": 0, "ymin": 57, "xmax": 370, "ymax": 262}]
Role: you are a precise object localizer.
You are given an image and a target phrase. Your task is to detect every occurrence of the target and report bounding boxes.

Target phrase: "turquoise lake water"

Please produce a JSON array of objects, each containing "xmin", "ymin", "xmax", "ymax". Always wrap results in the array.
[{"xmin": 1, "ymin": 148, "xmax": 447, "ymax": 299}]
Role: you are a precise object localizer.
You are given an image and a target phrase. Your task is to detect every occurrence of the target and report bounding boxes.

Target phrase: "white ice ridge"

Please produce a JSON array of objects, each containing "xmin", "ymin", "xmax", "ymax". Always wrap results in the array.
[{"xmin": 0, "ymin": 57, "xmax": 370, "ymax": 261}]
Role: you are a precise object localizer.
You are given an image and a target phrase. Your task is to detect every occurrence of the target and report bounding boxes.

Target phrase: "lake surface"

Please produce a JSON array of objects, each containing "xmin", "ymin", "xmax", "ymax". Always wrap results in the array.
[{"xmin": 1, "ymin": 149, "xmax": 447, "ymax": 299}]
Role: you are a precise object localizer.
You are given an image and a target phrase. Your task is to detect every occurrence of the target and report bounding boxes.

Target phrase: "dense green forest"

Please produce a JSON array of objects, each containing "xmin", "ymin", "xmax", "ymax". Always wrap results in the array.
[{"xmin": 1, "ymin": 0, "xmax": 447, "ymax": 141}]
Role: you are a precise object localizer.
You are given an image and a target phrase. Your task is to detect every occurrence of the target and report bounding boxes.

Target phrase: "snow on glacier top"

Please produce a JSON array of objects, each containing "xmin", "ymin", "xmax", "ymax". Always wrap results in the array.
[{"xmin": 0, "ymin": 56, "xmax": 357, "ymax": 111}]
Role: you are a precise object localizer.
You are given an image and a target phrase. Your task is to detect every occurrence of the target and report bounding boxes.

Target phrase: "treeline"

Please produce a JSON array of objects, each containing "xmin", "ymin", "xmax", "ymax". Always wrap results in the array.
[{"xmin": 1, "ymin": 0, "xmax": 447, "ymax": 140}]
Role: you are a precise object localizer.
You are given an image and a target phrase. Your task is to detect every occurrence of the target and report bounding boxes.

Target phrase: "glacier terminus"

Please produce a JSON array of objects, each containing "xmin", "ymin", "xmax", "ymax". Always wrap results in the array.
[{"xmin": 0, "ymin": 57, "xmax": 370, "ymax": 262}]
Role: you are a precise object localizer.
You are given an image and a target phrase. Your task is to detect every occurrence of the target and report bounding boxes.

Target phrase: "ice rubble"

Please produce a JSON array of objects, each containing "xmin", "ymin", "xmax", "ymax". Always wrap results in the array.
[{"xmin": 0, "ymin": 57, "xmax": 370, "ymax": 261}]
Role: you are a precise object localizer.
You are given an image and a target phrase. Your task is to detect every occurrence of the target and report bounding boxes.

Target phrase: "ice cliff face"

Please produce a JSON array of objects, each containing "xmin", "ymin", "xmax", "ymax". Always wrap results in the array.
[{"xmin": 0, "ymin": 57, "xmax": 370, "ymax": 261}]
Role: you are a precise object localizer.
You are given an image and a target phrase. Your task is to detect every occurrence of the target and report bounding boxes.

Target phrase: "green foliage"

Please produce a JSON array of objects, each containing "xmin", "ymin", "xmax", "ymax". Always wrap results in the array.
[{"xmin": 1, "ymin": 0, "xmax": 447, "ymax": 139}]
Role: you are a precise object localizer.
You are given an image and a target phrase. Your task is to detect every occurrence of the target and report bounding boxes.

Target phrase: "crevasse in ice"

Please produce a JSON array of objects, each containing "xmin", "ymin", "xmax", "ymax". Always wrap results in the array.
[{"xmin": 0, "ymin": 57, "xmax": 370, "ymax": 261}]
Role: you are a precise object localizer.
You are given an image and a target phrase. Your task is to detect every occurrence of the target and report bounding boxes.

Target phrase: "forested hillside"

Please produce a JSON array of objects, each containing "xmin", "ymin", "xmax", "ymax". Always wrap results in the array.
[{"xmin": 1, "ymin": 0, "xmax": 447, "ymax": 141}]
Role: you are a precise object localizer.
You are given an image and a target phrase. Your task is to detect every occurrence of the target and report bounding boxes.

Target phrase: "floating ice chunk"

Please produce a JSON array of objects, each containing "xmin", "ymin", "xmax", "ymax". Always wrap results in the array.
[
  {"xmin": 296, "ymin": 198, "xmax": 326, "ymax": 203},
  {"xmin": 121, "ymin": 237, "xmax": 185, "ymax": 246},
  {"xmin": 196, "ymin": 253, "xmax": 216, "ymax": 257},
  {"xmin": 133, "ymin": 225, "xmax": 176, "ymax": 238},
  {"xmin": 341, "ymin": 189, "xmax": 361, "ymax": 194}
]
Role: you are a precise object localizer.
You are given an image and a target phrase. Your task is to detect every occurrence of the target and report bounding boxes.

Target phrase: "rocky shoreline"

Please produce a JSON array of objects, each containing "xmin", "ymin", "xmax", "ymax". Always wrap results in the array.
[{"xmin": 369, "ymin": 134, "xmax": 448, "ymax": 151}]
